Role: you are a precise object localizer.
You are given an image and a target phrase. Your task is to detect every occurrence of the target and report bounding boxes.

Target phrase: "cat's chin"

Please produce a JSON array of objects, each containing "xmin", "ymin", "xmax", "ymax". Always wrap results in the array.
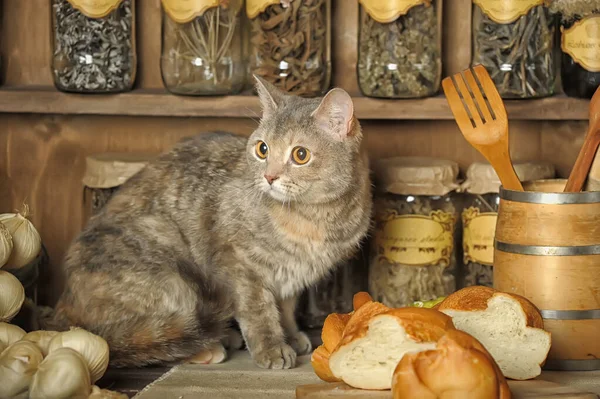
[{"xmin": 266, "ymin": 188, "xmax": 291, "ymax": 203}]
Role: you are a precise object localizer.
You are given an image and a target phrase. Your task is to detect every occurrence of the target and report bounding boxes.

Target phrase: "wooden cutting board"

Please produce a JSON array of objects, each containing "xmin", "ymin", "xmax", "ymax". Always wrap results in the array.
[{"xmin": 296, "ymin": 381, "xmax": 599, "ymax": 399}]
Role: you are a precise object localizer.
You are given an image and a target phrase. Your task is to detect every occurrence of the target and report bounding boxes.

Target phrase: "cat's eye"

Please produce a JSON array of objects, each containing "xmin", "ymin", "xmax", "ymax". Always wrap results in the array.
[
  {"xmin": 255, "ymin": 141, "xmax": 268, "ymax": 160},
  {"xmin": 291, "ymin": 147, "xmax": 311, "ymax": 165}
]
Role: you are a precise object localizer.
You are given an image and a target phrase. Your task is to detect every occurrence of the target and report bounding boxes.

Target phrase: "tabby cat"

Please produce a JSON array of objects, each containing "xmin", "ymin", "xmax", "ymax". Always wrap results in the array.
[{"xmin": 50, "ymin": 77, "xmax": 373, "ymax": 369}]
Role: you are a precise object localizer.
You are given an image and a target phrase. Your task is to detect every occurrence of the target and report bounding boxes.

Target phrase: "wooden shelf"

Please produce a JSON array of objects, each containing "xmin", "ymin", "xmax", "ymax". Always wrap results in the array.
[{"xmin": 0, "ymin": 87, "xmax": 591, "ymax": 120}]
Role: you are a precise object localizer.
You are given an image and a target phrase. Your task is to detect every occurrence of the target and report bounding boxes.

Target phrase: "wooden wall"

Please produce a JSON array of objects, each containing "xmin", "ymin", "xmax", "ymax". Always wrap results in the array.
[{"xmin": 0, "ymin": 0, "xmax": 590, "ymax": 305}]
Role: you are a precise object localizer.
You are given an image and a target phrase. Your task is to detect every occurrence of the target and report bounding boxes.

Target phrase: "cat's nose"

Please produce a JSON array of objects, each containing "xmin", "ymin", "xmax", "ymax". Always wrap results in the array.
[{"xmin": 264, "ymin": 174, "xmax": 280, "ymax": 185}]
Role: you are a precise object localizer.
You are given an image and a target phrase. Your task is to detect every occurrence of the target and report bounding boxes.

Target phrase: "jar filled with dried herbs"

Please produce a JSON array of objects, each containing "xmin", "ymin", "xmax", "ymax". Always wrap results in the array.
[
  {"xmin": 369, "ymin": 157, "xmax": 461, "ymax": 308},
  {"xmin": 550, "ymin": 1, "xmax": 600, "ymax": 98},
  {"xmin": 358, "ymin": 0, "xmax": 442, "ymax": 98},
  {"xmin": 83, "ymin": 153, "xmax": 154, "ymax": 218},
  {"xmin": 246, "ymin": 0, "xmax": 331, "ymax": 97},
  {"xmin": 298, "ymin": 241, "xmax": 369, "ymax": 329},
  {"xmin": 472, "ymin": 1, "xmax": 556, "ymax": 99},
  {"xmin": 460, "ymin": 162, "xmax": 555, "ymax": 289},
  {"xmin": 51, "ymin": 0, "xmax": 136, "ymax": 93},
  {"xmin": 161, "ymin": 0, "xmax": 245, "ymax": 95}
]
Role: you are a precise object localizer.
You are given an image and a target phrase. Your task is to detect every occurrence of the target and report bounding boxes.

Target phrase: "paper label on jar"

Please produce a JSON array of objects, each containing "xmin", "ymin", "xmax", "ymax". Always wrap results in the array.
[
  {"xmin": 246, "ymin": 0, "xmax": 286, "ymax": 19},
  {"xmin": 462, "ymin": 207, "xmax": 497, "ymax": 266},
  {"xmin": 67, "ymin": 0, "xmax": 124, "ymax": 19},
  {"xmin": 359, "ymin": 0, "xmax": 431, "ymax": 24},
  {"xmin": 473, "ymin": 0, "xmax": 543, "ymax": 24},
  {"xmin": 375, "ymin": 210, "xmax": 455, "ymax": 267},
  {"xmin": 561, "ymin": 16, "xmax": 600, "ymax": 73},
  {"xmin": 162, "ymin": 0, "xmax": 242, "ymax": 23}
]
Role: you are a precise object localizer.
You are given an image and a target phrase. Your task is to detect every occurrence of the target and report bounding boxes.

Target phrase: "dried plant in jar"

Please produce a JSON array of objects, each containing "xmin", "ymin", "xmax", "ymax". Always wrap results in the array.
[
  {"xmin": 358, "ymin": 0, "xmax": 441, "ymax": 98},
  {"xmin": 369, "ymin": 158, "xmax": 461, "ymax": 308},
  {"xmin": 51, "ymin": 0, "xmax": 136, "ymax": 93},
  {"xmin": 472, "ymin": 1, "xmax": 556, "ymax": 99},
  {"xmin": 460, "ymin": 162, "xmax": 555, "ymax": 289},
  {"xmin": 461, "ymin": 195, "xmax": 497, "ymax": 288},
  {"xmin": 549, "ymin": 0, "xmax": 600, "ymax": 98},
  {"xmin": 247, "ymin": 0, "xmax": 331, "ymax": 97},
  {"xmin": 161, "ymin": 0, "xmax": 245, "ymax": 95}
]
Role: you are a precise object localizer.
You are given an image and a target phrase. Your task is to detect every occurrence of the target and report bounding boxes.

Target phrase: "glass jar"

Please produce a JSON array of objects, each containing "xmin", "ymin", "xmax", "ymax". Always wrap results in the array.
[
  {"xmin": 82, "ymin": 153, "xmax": 153, "ymax": 218},
  {"xmin": 161, "ymin": 0, "xmax": 245, "ymax": 95},
  {"xmin": 460, "ymin": 162, "xmax": 555, "ymax": 288},
  {"xmin": 299, "ymin": 241, "xmax": 369, "ymax": 329},
  {"xmin": 246, "ymin": 0, "xmax": 331, "ymax": 97},
  {"xmin": 472, "ymin": 1, "xmax": 556, "ymax": 99},
  {"xmin": 51, "ymin": 0, "xmax": 137, "ymax": 93},
  {"xmin": 550, "ymin": 1, "xmax": 600, "ymax": 98},
  {"xmin": 369, "ymin": 157, "xmax": 461, "ymax": 308},
  {"xmin": 358, "ymin": 0, "xmax": 442, "ymax": 98}
]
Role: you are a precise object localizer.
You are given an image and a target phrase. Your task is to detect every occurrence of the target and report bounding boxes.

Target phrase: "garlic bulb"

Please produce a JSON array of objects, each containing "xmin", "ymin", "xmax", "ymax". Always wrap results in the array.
[
  {"xmin": 29, "ymin": 347, "xmax": 91, "ymax": 399},
  {"xmin": 89, "ymin": 385, "xmax": 128, "ymax": 399},
  {"xmin": 0, "ymin": 270, "xmax": 25, "ymax": 322},
  {"xmin": 0, "ymin": 322, "xmax": 26, "ymax": 347},
  {"xmin": 0, "ymin": 204, "xmax": 42, "ymax": 269},
  {"xmin": 0, "ymin": 223, "xmax": 13, "ymax": 268},
  {"xmin": 48, "ymin": 327, "xmax": 109, "ymax": 383},
  {"xmin": 22, "ymin": 330, "xmax": 59, "ymax": 356},
  {"xmin": 0, "ymin": 340, "xmax": 44, "ymax": 398}
]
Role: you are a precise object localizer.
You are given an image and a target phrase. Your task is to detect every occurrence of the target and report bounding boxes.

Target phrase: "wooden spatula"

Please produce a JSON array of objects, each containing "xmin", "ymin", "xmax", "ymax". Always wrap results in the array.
[
  {"xmin": 442, "ymin": 64, "xmax": 524, "ymax": 191},
  {"xmin": 563, "ymin": 85, "xmax": 600, "ymax": 192}
]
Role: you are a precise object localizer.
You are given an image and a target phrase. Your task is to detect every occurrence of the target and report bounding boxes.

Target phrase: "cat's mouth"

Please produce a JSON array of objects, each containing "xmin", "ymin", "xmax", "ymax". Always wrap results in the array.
[{"xmin": 265, "ymin": 184, "xmax": 290, "ymax": 202}]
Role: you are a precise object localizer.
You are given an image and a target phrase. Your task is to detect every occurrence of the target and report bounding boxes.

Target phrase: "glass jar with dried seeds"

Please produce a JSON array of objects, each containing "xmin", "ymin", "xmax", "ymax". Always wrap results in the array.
[
  {"xmin": 298, "ymin": 241, "xmax": 369, "ymax": 329},
  {"xmin": 51, "ymin": 0, "xmax": 137, "ymax": 93},
  {"xmin": 246, "ymin": 0, "xmax": 332, "ymax": 97},
  {"xmin": 550, "ymin": 1, "xmax": 600, "ymax": 98},
  {"xmin": 460, "ymin": 162, "xmax": 555, "ymax": 289},
  {"xmin": 358, "ymin": 0, "xmax": 442, "ymax": 98},
  {"xmin": 369, "ymin": 157, "xmax": 461, "ymax": 308},
  {"xmin": 472, "ymin": 0, "xmax": 556, "ymax": 99},
  {"xmin": 82, "ymin": 153, "xmax": 154, "ymax": 218},
  {"xmin": 161, "ymin": 0, "xmax": 246, "ymax": 96}
]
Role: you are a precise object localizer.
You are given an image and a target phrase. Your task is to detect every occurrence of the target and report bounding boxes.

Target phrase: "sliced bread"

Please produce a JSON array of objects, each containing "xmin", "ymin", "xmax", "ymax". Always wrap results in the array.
[
  {"xmin": 311, "ymin": 292, "xmax": 381, "ymax": 383},
  {"xmin": 393, "ymin": 329, "xmax": 512, "ymax": 399},
  {"xmin": 328, "ymin": 307, "xmax": 454, "ymax": 390},
  {"xmin": 437, "ymin": 286, "xmax": 551, "ymax": 380}
]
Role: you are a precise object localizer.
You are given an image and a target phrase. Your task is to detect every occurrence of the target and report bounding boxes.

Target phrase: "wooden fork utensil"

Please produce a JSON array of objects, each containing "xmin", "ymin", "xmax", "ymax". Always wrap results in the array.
[{"xmin": 442, "ymin": 64, "xmax": 524, "ymax": 192}]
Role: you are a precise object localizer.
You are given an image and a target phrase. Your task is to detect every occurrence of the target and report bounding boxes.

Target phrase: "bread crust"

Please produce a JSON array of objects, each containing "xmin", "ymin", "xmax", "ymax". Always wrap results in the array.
[
  {"xmin": 393, "ymin": 329, "xmax": 512, "ymax": 399},
  {"xmin": 437, "ymin": 286, "xmax": 544, "ymax": 329},
  {"xmin": 321, "ymin": 313, "xmax": 352, "ymax": 353},
  {"xmin": 380, "ymin": 308, "xmax": 455, "ymax": 343},
  {"xmin": 353, "ymin": 292, "xmax": 373, "ymax": 311},
  {"xmin": 335, "ymin": 301, "xmax": 390, "ymax": 349},
  {"xmin": 310, "ymin": 345, "xmax": 340, "ymax": 382}
]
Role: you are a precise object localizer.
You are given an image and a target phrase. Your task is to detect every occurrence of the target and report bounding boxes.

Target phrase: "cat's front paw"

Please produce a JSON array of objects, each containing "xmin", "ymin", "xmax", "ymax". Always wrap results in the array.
[
  {"xmin": 288, "ymin": 331, "xmax": 312, "ymax": 355},
  {"xmin": 252, "ymin": 343, "xmax": 297, "ymax": 369}
]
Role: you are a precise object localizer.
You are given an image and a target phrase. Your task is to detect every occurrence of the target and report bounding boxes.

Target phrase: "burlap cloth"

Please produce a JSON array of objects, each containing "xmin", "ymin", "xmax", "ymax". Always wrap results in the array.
[
  {"xmin": 133, "ymin": 351, "xmax": 600, "ymax": 398},
  {"xmin": 373, "ymin": 157, "xmax": 460, "ymax": 196},
  {"xmin": 83, "ymin": 153, "xmax": 155, "ymax": 189},
  {"xmin": 133, "ymin": 351, "xmax": 320, "ymax": 399}
]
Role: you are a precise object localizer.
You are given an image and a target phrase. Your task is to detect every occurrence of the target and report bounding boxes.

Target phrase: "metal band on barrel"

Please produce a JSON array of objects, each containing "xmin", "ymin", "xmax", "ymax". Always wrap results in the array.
[
  {"xmin": 495, "ymin": 241, "xmax": 600, "ymax": 256},
  {"xmin": 540, "ymin": 309, "xmax": 600, "ymax": 320},
  {"xmin": 499, "ymin": 187, "xmax": 600, "ymax": 204},
  {"xmin": 543, "ymin": 358, "xmax": 600, "ymax": 372}
]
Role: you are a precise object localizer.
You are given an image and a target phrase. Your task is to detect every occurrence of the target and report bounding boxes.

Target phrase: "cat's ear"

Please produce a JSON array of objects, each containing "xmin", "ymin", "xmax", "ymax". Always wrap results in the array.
[
  {"xmin": 254, "ymin": 75, "xmax": 285, "ymax": 119},
  {"xmin": 311, "ymin": 88, "xmax": 355, "ymax": 141}
]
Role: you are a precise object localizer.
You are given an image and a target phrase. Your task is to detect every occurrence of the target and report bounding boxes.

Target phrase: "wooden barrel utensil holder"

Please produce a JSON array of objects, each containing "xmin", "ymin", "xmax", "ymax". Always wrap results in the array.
[{"xmin": 494, "ymin": 179, "xmax": 600, "ymax": 371}]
